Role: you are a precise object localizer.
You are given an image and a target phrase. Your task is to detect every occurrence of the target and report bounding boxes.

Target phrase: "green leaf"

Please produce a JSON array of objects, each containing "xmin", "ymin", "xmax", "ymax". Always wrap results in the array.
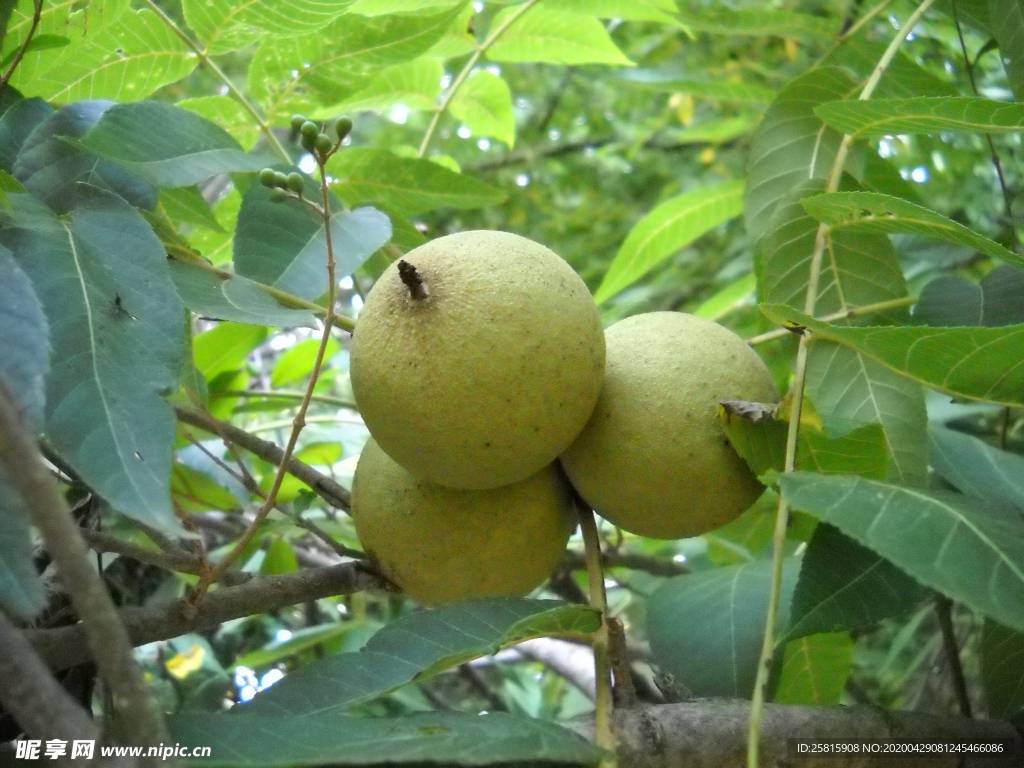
[
  {"xmin": 981, "ymin": 618, "xmax": 1024, "ymax": 719},
  {"xmin": 0, "ymin": 248, "xmax": 47, "ymax": 621},
  {"xmin": 261, "ymin": 537, "xmax": 299, "ymax": 576},
  {"xmin": 991, "ymin": 0, "xmax": 1024, "ymax": 100},
  {"xmin": 249, "ymin": 8, "xmax": 459, "ymax": 123},
  {"xmin": 595, "ymin": 180, "xmax": 744, "ymax": 304},
  {"xmin": 181, "ymin": 0, "xmax": 266, "ymax": 56},
  {"xmin": 12, "ymin": 101, "xmax": 156, "ymax": 215},
  {"xmin": 547, "ymin": 0, "xmax": 684, "ymax": 27},
  {"xmin": 169, "ymin": 711, "xmax": 605, "ymax": 766},
  {"xmin": 756, "ymin": 181, "xmax": 908, "ymax": 321},
  {"xmin": 328, "ymin": 148, "xmax": 505, "ymax": 215},
  {"xmin": 234, "ymin": 175, "xmax": 391, "ymax": 301},
  {"xmin": 0, "ymin": 96, "xmax": 52, "ymax": 172},
  {"xmin": 332, "ymin": 58, "xmax": 443, "ymax": 114},
  {"xmin": 423, "ymin": 3, "xmax": 476, "ymax": 59},
  {"xmin": 193, "ymin": 322, "xmax": 266, "ymax": 380},
  {"xmin": 693, "ymin": 273, "xmax": 756, "ymax": 321},
  {"xmin": 824, "ymin": 38, "xmax": 959, "ymax": 99},
  {"xmin": 347, "ymin": 0, "xmax": 462, "ymax": 15},
  {"xmin": 785, "ymin": 523, "xmax": 925, "ymax": 642},
  {"xmin": 271, "ymin": 338, "xmax": 341, "ymax": 387},
  {"xmin": 77, "ymin": 102, "xmax": 267, "ymax": 188},
  {"xmin": 244, "ymin": 598, "xmax": 599, "ymax": 715},
  {"xmin": 744, "ymin": 66, "xmax": 857, "ymax": 243},
  {"xmin": 3, "ymin": 189, "xmax": 185, "ymax": 536},
  {"xmin": 804, "ymin": 342, "xmax": 928, "ymax": 487},
  {"xmin": 18, "ymin": 9, "xmax": 197, "ymax": 102},
  {"xmin": 172, "ymin": 463, "xmax": 243, "ymax": 513},
  {"xmin": 929, "ymin": 425, "xmax": 1024, "ymax": 511},
  {"xmin": 673, "ymin": 6, "xmax": 836, "ymax": 38},
  {"xmin": 779, "ymin": 472, "xmax": 1024, "ymax": 634},
  {"xmin": 648, "ymin": 558, "xmax": 800, "ymax": 698},
  {"xmin": 449, "ymin": 70, "xmax": 515, "ymax": 147},
  {"xmin": 158, "ymin": 187, "xmax": 223, "ymax": 232},
  {"xmin": 774, "ymin": 632, "xmax": 854, "ymax": 706},
  {"xmin": 190, "ymin": 188, "xmax": 241, "ymax": 266},
  {"xmin": 815, "ymin": 97, "xmax": 1024, "ymax": 138},
  {"xmin": 0, "ymin": 33, "xmax": 68, "ymax": 69},
  {"xmin": 486, "ymin": 7, "xmax": 634, "ymax": 66},
  {"xmin": 614, "ymin": 69, "xmax": 776, "ymax": 103},
  {"xmin": 233, "ymin": 621, "xmax": 365, "ymax": 670},
  {"xmin": 914, "ymin": 267, "xmax": 1024, "ymax": 328},
  {"xmin": 763, "ymin": 305, "xmax": 1024, "ymax": 407},
  {"xmin": 801, "ymin": 191, "xmax": 1024, "ymax": 270},
  {"xmin": 169, "ymin": 261, "xmax": 318, "ymax": 329},
  {"xmin": 294, "ymin": 442, "xmax": 342, "ymax": 466},
  {"xmin": 176, "ymin": 96, "xmax": 261, "ymax": 152}
]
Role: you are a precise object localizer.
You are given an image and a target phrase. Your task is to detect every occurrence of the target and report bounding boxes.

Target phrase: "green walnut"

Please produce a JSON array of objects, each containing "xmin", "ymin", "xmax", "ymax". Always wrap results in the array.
[
  {"xmin": 560, "ymin": 312, "xmax": 778, "ymax": 540},
  {"xmin": 350, "ymin": 230, "xmax": 605, "ymax": 489},
  {"xmin": 351, "ymin": 439, "xmax": 575, "ymax": 605}
]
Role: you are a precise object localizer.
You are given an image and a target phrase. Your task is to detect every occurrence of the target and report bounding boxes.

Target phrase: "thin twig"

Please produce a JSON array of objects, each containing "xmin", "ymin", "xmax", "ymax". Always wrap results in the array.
[
  {"xmin": 0, "ymin": 382, "xmax": 170, "ymax": 753},
  {"xmin": 578, "ymin": 503, "xmax": 618, "ymax": 767},
  {"xmin": 746, "ymin": 3, "xmax": 938, "ymax": 766},
  {"xmin": 141, "ymin": 0, "xmax": 290, "ymax": 162},
  {"xmin": 217, "ymin": 389, "xmax": 358, "ymax": 409},
  {"xmin": 0, "ymin": 0, "xmax": 42, "ymax": 96},
  {"xmin": 189, "ymin": 147, "xmax": 342, "ymax": 600},
  {"xmin": 81, "ymin": 529, "xmax": 207, "ymax": 576},
  {"xmin": 935, "ymin": 593, "xmax": 973, "ymax": 718},
  {"xmin": 292, "ymin": 515, "xmax": 365, "ymax": 559},
  {"xmin": 559, "ymin": 548, "xmax": 690, "ymax": 577},
  {"xmin": 746, "ymin": 295, "xmax": 917, "ymax": 346},
  {"xmin": 418, "ymin": 0, "xmax": 541, "ymax": 157},
  {"xmin": 174, "ymin": 406, "xmax": 351, "ymax": 510}
]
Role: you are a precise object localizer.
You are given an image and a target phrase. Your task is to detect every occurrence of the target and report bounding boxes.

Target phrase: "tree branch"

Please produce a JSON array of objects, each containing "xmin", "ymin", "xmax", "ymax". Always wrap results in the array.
[
  {"xmin": 0, "ymin": 611, "xmax": 98, "ymax": 749},
  {"xmin": 559, "ymin": 548, "xmax": 689, "ymax": 578},
  {"xmin": 573, "ymin": 700, "xmax": 1023, "ymax": 768},
  {"xmin": 27, "ymin": 562, "xmax": 390, "ymax": 673},
  {"xmin": 174, "ymin": 407, "xmax": 351, "ymax": 510},
  {"xmin": 0, "ymin": 383, "xmax": 169, "ymax": 752}
]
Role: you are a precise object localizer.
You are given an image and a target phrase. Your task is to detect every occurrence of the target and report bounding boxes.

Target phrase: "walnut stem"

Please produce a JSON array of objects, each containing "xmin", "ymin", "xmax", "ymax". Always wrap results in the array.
[{"xmin": 397, "ymin": 260, "xmax": 429, "ymax": 300}]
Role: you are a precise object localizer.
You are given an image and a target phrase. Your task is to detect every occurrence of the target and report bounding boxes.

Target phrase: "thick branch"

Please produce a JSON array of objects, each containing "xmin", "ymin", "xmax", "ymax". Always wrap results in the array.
[
  {"xmin": 0, "ymin": 611, "xmax": 98, "ymax": 747},
  {"xmin": 174, "ymin": 407, "xmax": 350, "ymax": 510},
  {"xmin": 0, "ymin": 383, "xmax": 168, "ymax": 750},
  {"xmin": 27, "ymin": 562, "xmax": 390, "ymax": 673},
  {"xmin": 574, "ymin": 700, "xmax": 1023, "ymax": 768}
]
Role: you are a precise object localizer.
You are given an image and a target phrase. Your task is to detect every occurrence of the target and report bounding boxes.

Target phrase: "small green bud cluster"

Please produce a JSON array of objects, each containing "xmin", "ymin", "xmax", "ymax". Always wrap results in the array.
[
  {"xmin": 289, "ymin": 113, "xmax": 353, "ymax": 162},
  {"xmin": 258, "ymin": 167, "xmax": 306, "ymax": 201}
]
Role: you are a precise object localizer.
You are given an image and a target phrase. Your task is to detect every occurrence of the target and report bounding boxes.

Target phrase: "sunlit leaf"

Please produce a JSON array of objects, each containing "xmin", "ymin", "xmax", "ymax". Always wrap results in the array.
[
  {"xmin": 774, "ymin": 632, "xmax": 854, "ymax": 706},
  {"xmin": 615, "ymin": 69, "xmax": 775, "ymax": 103},
  {"xmin": 674, "ymin": 6, "xmax": 836, "ymax": 38},
  {"xmin": 176, "ymin": 96, "xmax": 262, "ymax": 152},
  {"xmin": 328, "ymin": 148, "xmax": 505, "ymax": 215},
  {"xmin": 487, "ymin": 7, "xmax": 634, "ymax": 66},
  {"xmin": 780, "ymin": 472, "xmax": 1024, "ymax": 634},
  {"xmin": 596, "ymin": 180, "xmax": 743, "ymax": 304},
  {"xmin": 158, "ymin": 187, "xmax": 222, "ymax": 232},
  {"xmin": 547, "ymin": 0, "xmax": 684, "ymax": 27},
  {"xmin": 449, "ymin": 70, "xmax": 515, "ymax": 147},
  {"xmin": 332, "ymin": 58, "xmax": 443, "ymax": 114},
  {"xmin": 193, "ymin": 322, "xmax": 266, "ymax": 380},
  {"xmin": 271, "ymin": 338, "xmax": 341, "ymax": 387}
]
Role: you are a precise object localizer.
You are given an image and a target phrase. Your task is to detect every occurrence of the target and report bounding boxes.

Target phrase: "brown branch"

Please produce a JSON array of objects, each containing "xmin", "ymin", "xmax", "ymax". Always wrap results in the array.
[
  {"xmin": 0, "ymin": 0, "xmax": 42, "ymax": 96},
  {"xmin": 0, "ymin": 382, "xmax": 169, "ymax": 750},
  {"xmin": 82, "ymin": 529, "xmax": 205, "ymax": 575},
  {"xmin": 935, "ymin": 593, "xmax": 973, "ymax": 718},
  {"xmin": 174, "ymin": 406, "xmax": 350, "ymax": 510},
  {"xmin": 572, "ymin": 700, "xmax": 1023, "ymax": 768},
  {"xmin": 0, "ymin": 611, "xmax": 98, "ymax": 749},
  {"xmin": 27, "ymin": 562, "xmax": 390, "ymax": 673},
  {"xmin": 560, "ymin": 548, "xmax": 689, "ymax": 577}
]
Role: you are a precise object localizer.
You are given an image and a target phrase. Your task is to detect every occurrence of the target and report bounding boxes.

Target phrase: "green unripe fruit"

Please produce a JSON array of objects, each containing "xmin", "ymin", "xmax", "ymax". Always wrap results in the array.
[
  {"xmin": 335, "ymin": 116, "xmax": 353, "ymax": 141},
  {"xmin": 285, "ymin": 172, "xmax": 305, "ymax": 194},
  {"xmin": 300, "ymin": 133, "xmax": 317, "ymax": 153},
  {"xmin": 269, "ymin": 189, "xmax": 288, "ymax": 202},
  {"xmin": 351, "ymin": 230, "xmax": 605, "ymax": 489},
  {"xmin": 560, "ymin": 312, "xmax": 778, "ymax": 540},
  {"xmin": 352, "ymin": 439, "xmax": 575, "ymax": 605},
  {"xmin": 272, "ymin": 171, "xmax": 289, "ymax": 188},
  {"xmin": 258, "ymin": 168, "xmax": 277, "ymax": 187},
  {"xmin": 290, "ymin": 114, "xmax": 307, "ymax": 132},
  {"xmin": 299, "ymin": 120, "xmax": 319, "ymax": 139},
  {"xmin": 314, "ymin": 134, "xmax": 333, "ymax": 157}
]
